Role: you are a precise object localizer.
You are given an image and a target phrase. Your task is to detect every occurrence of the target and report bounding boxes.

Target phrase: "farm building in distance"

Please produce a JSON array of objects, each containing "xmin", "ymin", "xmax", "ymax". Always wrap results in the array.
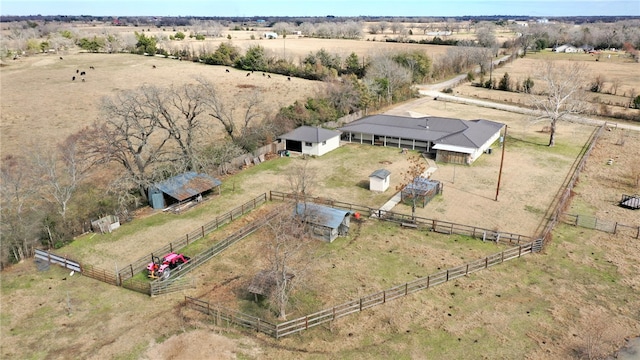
[
  {"xmin": 278, "ymin": 126, "xmax": 341, "ymax": 156},
  {"xmin": 339, "ymin": 115, "xmax": 504, "ymax": 165},
  {"xmin": 295, "ymin": 203, "xmax": 351, "ymax": 242},
  {"xmin": 148, "ymin": 172, "xmax": 222, "ymax": 210}
]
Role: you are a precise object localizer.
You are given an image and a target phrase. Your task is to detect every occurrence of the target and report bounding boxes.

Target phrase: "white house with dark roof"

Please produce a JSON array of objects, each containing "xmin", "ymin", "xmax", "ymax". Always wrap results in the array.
[
  {"xmin": 339, "ymin": 115, "xmax": 504, "ymax": 165},
  {"xmin": 369, "ymin": 169, "xmax": 391, "ymax": 192},
  {"xmin": 278, "ymin": 126, "xmax": 341, "ymax": 156}
]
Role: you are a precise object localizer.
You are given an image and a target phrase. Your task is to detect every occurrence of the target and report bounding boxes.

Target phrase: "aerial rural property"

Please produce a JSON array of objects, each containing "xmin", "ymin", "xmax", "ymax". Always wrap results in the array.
[{"xmin": 1, "ymin": 1, "xmax": 639, "ymax": 359}]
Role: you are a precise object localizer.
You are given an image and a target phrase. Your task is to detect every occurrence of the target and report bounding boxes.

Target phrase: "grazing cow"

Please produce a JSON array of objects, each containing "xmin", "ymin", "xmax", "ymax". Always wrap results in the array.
[
  {"xmin": 268, "ymin": 75, "xmax": 271, "ymax": 78},
  {"xmin": 59, "ymin": 57, "xmax": 63, "ymax": 60},
  {"xmin": 89, "ymin": 66, "xmax": 95, "ymax": 70},
  {"xmin": 82, "ymin": 78, "xmax": 85, "ymax": 82},
  {"xmin": 72, "ymin": 76, "xmax": 75, "ymax": 81},
  {"xmin": 262, "ymin": 73, "xmax": 266, "ymax": 77},
  {"xmin": 287, "ymin": 76, "xmax": 291, "ymax": 81},
  {"xmin": 152, "ymin": 65, "xmax": 156, "ymax": 69},
  {"xmin": 225, "ymin": 69, "xmax": 230, "ymax": 73},
  {"xmin": 76, "ymin": 69, "xmax": 79, "ymax": 74},
  {"xmin": 246, "ymin": 72, "xmax": 251, "ymax": 77},
  {"xmin": 80, "ymin": 71, "xmax": 86, "ymax": 76}
]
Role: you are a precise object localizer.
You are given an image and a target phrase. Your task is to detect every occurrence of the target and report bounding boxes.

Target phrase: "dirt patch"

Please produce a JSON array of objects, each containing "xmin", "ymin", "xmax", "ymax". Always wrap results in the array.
[{"xmin": 142, "ymin": 329, "xmax": 261, "ymax": 359}]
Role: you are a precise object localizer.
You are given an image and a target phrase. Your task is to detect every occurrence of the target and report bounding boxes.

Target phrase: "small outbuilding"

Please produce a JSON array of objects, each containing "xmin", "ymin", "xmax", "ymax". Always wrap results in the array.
[
  {"xmin": 278, "ymin": 126, "xmax": 341, "ymax": 156},
  {"xmin": 295, "ymin": 202, "xmax": 351, "ymax": 242},
  {"xmin": 369, "ymin": 169, "xmax": 391, "ymax": 192},
  {"xmin": 148, "ymin": 172, "xmax": 222, "ymax": 210},
  {"xmin": 263, "ymin": 32, "xmax": 278, "ymax": 39}
]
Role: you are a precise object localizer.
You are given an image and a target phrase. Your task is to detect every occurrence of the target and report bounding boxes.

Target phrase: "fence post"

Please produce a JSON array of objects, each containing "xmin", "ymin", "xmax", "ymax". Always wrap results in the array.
[
  {"xmin": 170, "ymin": 242, "xmax": 174, "ymax": 252},
  {"xmin": 359, "ymin": 298, "xmax": 363, "ymax": 311},
  {"xmin": 130, "ymin": 264, "xmax": 134, "ymax": 277},
  {"xmin": 405, "ymin": 283, "xmax": 408, "ymax": 295},
  {"xmin": 202, "ymin": 226, "xmax": 205, "ymax": 238},
  {"xmin": 466, "ymin": 264, "xmax": 469, "ymax": 275},
  {"xmin": 613, "ymin": 222, "xmax": 617, "ymax": 234},
  {"xmin": 383, "ymin": 291, "xmax": 386, "ymax": 303},
  {"xmin": 518, "ymin": 245, "xmax": 522, "ymax": 257},
  {"xmin": 501, "ymin": 251, "xmax": 504, "ymax": 263},
  {"xmin": 637, "ymin": 226, "xmax": 640, "ymax": 239},
  {"xmin": 333, "ymin": 307, "xmax": 336, "ymax": 320},
  {"xmin": 485, "ymin": 257, "xmax": 488, "ymax": 268},
  {"xmin": 446, "ymin": 270, "xmax": 449, "ymax": 281},
  {"xmin": 427, "ymin": 275, "xmax": 430, "ymax": 288},
  {"xmin": 305, "ymin": 316, "xmax": 309, "ymax": 330}
]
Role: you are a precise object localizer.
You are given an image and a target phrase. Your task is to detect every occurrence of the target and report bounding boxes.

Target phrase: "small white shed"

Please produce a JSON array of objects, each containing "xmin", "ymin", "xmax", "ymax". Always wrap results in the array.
[{"xmin": 369, "ymin": 169, "xmax": 391, "ymax": 192}]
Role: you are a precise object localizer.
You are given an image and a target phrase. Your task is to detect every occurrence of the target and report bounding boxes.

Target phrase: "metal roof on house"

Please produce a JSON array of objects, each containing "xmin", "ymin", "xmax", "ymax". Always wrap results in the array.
[
  {"xmin": 294, "ymin": 203, "xmax": 350, "ymax": 230},
  {"xmin": 339, "ymin": 115, "xmax": 503, "ymax": 148},
  {"xmin": 278, "ymin": 126, "xmax": 341, "ymax": 143},
  {"xmin": 370, "ymin": 169, "xmax": 391, "ymax": 179},
  {"xmin": 154, "ymin": 172, "xmax": 222, "ymax": 201}
]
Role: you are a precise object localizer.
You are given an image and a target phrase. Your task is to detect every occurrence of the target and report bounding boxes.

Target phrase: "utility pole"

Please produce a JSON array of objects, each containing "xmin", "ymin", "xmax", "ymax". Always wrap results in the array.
[{"xmin": 495, "ymin": 124, "xmax": 507, "ymax": 201}]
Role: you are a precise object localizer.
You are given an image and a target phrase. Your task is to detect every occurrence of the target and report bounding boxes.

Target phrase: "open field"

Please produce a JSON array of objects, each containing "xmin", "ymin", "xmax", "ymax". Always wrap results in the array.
[
  {"xmin": 2, "ymin": 36, "xmax": 640, "ymax": 359},
  {"xmin": 453, "ymin": 51, "xmax": 640, "ymax": 121},
  {"xmin": 0, "ymin": 52, "xmax": 319, "ymax": 155}
]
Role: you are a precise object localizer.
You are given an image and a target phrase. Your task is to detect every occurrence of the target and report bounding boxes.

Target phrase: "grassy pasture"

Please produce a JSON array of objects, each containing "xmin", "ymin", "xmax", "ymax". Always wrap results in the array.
[{"xmin": 454, "ymin": 50, "xmax": 640, "ymax": 121}]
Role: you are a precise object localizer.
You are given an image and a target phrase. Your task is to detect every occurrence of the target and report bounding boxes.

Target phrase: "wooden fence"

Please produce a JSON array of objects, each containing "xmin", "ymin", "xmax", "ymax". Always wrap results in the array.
[
  {"xmin": 34, "ymin": 249, "xmax": 119, "ymax": 286},
  {"xmin": 269, "ymin": 190, "xmax": 535, "ymax": 248},
  {"xmin": 185, "ymin": 238, "xmax": 543, "ymax": 338},
  {"xmin": 536, "ymin": 124, "xmax": 606, "ymax": 244},
  {"xmin": 34, "ymin": 249, "xmax": 82, "ymax": 273},
  {"xmin": 148, "ymin": 208, "xmax": 281, "ymax": 296},
  {"xmin": 35, "ymin": 194, "xmax": 269, "ymax": 295},
  {"xmin": 117, "ymin": 193, "xmax": 267, "ymax": 285},
  {"xmin": 560, "ymin": 213, "xmax": 640, "ymax": 239}
]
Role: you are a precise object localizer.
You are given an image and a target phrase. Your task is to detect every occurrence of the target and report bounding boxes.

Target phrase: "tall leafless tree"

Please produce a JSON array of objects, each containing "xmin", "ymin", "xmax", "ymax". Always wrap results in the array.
[
  {"xmin": 198, "ymin": 77, "xmax": 265, "ymax": 151},
  {"xmin": 396, "ymin": 154, "xmax": 427, "ymax": 220},
  {"xmin": 31, "ymin": 134, "xmax": 92, "ymax": 220},
  {"xmin": 530, "ymin": 62, "xmax": 590, "ymax": 147},
  {"xmin": 0, "ymin": 154, "xmax": 40, "ymax": 265}
]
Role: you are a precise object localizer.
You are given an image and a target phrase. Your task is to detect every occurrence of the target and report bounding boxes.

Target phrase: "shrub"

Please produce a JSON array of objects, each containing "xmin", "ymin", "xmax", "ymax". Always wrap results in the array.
[
  {"xmin": 499, "ymin": 72, "xmax": 511, "ymax": 91},
  {"xmin": 522, "ymin": 77, "xmax": 534, "ymax": 94}
]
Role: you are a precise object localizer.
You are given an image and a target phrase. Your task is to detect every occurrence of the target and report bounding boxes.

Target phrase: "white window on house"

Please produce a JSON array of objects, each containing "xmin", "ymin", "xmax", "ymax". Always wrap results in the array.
[
  {"xmin": 322, "ymin": 141, "xmax": 327, "ymax": 145},
  {"xmin": 305, "ymin": 142, "xmax": 312, "ymax": 147}
]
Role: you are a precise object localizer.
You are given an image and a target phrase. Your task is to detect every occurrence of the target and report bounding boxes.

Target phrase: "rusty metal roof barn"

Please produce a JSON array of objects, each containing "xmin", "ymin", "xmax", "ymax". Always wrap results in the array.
[{"xmin": 153, "ymin": 172, "xmax": 221, "ymax": 202}]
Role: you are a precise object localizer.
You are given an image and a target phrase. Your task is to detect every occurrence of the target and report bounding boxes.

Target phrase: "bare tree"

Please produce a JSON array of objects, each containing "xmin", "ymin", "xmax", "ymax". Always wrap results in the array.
[
  {"xmin": 396, "ymin": 154, "xmax": 427, "ymax": 220},
  {"xmin": 260, "ymin": 208, "xmax": 314, "ymax": 320},
  {"xmin": 364, "ymin": 54, "xmax": 413, "ymax": 104},
  {"xmin": 287, "ymin": 160, "xmax": 317, "ymax": 197},
  {"xmin": 0, "ymin": 154, "xmax": 40, "ymax": 265},
  {"xmin": 80, "ymin": 89, "xmax": 174, "ymax": 201},
  {"xmin": 530, "ymin": 62, "xmax": 590, "ymax": 147},
  {"xmin": 390, "ymin": 21, "xmax": 405, "ymax": 35},
  {"xmin": 142, "ymin": 83, "xmax": 211, "ymax": 171},
  {"xmin": 610, "ymin": 78, "xmax": 622, "ymax": 95},
  {"xmin": 475, "ymin": 22, "xmax": 497, "ymax": 47},
  {"xmin": 198, "ymin": 78, "xmax": 264, "ymax": 151},
  {"xmin": 31, "ymin": 134, "xmax": 92, "ymax": 220}
]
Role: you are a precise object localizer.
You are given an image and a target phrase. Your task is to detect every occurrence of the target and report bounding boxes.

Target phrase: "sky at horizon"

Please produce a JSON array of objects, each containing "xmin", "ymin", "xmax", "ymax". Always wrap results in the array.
[{"xmin": 1, "ymin": 0, "xmax": 639, "ymax": 17}]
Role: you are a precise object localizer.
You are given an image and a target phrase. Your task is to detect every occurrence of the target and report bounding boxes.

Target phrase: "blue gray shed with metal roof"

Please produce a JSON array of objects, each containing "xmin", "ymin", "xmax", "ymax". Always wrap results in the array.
[{"xmin": 294, "ymin": 202, "xmax": 351, "ymax": 242}]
